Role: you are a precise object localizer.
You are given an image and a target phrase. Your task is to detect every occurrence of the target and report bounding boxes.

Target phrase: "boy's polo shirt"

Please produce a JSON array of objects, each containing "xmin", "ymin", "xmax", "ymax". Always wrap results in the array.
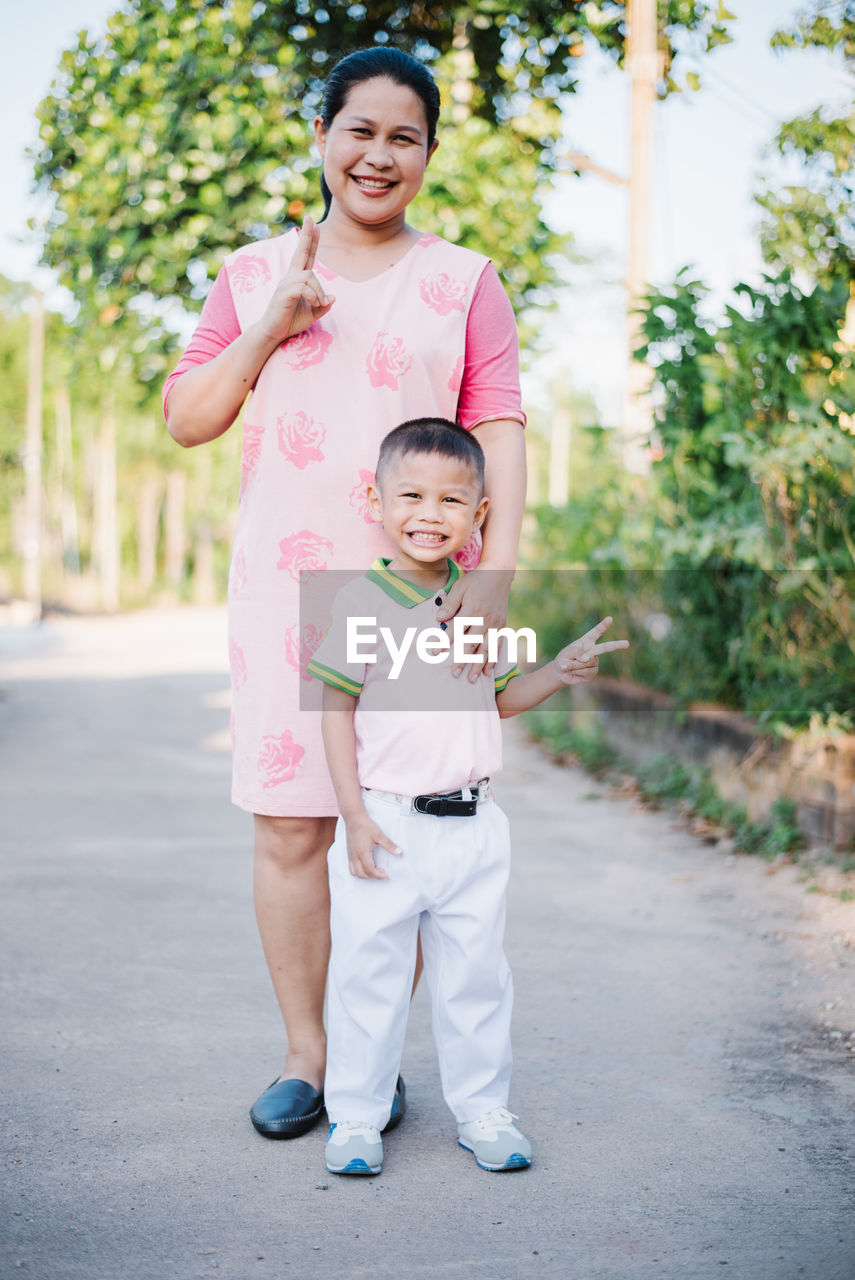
[{"xmin": 307, "ymin": 559, "xmax": 519, "ymax": 796}]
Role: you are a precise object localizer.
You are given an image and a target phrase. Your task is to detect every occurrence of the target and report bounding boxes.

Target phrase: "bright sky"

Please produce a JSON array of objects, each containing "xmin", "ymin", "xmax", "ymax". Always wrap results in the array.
[{"xmin": 2, "ymin": 1, "xmax": 849, "ymax": 424}]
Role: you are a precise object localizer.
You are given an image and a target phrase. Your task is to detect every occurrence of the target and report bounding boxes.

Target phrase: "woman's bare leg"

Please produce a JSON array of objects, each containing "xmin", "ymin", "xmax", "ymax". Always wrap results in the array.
[{"xmin": 253, "ymin": 813, "xmax": 337, "ymax": 1091}]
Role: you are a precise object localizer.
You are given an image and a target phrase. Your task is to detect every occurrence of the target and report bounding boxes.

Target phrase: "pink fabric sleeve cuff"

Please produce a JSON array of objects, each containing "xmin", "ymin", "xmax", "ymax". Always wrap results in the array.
[
  {"xmin": 458, "ymin": 264, "xmax": 526, "ymax": 431},
  {"xmin": 162, "ymin": 268, "xmax": 240, "ymax": 418}
]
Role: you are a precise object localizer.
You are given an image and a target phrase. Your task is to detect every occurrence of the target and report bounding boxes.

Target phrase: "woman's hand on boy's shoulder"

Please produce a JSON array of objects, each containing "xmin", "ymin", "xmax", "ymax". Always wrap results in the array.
[
  {"xmin": 553, "ymin": 616, "xmax": 629, "ymax": 687},
  {"xmin": 344, "ymin": 811, "xmax": 403, "ymax": 880}
]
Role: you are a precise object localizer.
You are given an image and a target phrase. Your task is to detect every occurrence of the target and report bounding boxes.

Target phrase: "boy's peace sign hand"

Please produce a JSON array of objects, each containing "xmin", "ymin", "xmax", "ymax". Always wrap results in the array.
[
  {"xmin": 258, "ymin": 217, "xmax": 335, "ymax": 346},
  {"xmin": 553, "ymin": 616, "xmax": 629, "ymax": 686}
]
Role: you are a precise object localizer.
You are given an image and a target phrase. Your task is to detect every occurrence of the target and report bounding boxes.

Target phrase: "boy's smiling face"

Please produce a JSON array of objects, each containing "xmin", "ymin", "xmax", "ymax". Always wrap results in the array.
[{"xmin": 367, "ymin": 450, "xmax": 488, "ymax": 577}]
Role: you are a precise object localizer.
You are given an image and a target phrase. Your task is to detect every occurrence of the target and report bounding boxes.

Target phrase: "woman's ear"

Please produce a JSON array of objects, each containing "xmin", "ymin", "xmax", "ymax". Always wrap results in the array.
[
  {"xmin": 313, "ymin": 115, "xmax": 327, "ymax": 157},
  {"xmin": 425, "ymin": 138, "xmax": 439, "ymax": 169},
  {"xmin": 366, "ymin": 484, "xmax": 384, "ymax": 524}
]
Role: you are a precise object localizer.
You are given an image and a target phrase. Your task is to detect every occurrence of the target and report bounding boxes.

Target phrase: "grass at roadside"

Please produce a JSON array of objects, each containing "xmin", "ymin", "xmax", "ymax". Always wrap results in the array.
[
  {"xmin": 523, "ymin": 705, "xmax": 855, "ymax": 899},
  {"xmin": 522, "ymin": 704, "xmax": 807, "ymax": 862}
]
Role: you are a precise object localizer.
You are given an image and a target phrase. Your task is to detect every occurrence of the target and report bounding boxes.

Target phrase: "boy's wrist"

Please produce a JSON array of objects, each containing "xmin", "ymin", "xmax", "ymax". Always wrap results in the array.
[{"xmin": 339, "ymin": 797, "xmax": 369, "ymax": 824}]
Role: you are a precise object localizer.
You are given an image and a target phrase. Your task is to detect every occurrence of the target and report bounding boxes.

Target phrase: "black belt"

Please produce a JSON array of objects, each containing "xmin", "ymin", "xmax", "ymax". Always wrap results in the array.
[
  {"xmin": 412, "ymin": 790, "xmax": 478, "ymax": 817},
  {"xmin": 411, "ymin": 777, "xmax": 491, "ymax": 817}
]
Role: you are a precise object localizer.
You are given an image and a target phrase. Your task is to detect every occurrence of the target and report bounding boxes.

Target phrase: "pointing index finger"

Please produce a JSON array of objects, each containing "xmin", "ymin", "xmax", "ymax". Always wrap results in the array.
[{"xmin": 290, "ymin": 216, "xmax": 317, "ymax": 272}]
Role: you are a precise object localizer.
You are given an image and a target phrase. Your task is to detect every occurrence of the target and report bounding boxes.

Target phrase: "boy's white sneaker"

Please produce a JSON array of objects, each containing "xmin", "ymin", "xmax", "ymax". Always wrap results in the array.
[
  {"xmin": 325, "ymin": 1121, "xmax": 383, "ymax": 1175},
  {"xmin": 457, "ymin": 1108, "xmax": 532, "ymax": 1171}
]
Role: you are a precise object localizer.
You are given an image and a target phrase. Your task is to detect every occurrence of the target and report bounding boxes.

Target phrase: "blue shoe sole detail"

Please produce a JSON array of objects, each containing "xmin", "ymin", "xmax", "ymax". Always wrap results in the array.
[
  {"xmin": 326, "ymin": 1157, "xmax": 381, "ymax": 1176},
  {"xmin": 458, "ymin": 1139, "xmax": 531, "ymax": 1171}
]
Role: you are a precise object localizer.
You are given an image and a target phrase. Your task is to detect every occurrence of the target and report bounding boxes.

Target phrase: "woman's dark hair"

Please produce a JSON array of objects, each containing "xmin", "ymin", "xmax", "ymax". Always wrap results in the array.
[
  {"xmin": 318, "ymin": 48, "xmax": 440, "ymax": 217},
  {"xmin": 376, "ymin": 418, "xmax": 485, "ymax": 493}
]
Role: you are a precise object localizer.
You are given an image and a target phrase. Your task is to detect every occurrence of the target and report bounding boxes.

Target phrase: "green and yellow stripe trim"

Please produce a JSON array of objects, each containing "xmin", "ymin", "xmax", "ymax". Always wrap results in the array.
[
  {"xmin": 365, "ymin": 557, "xmax": 461, "ymax": 607},
  {"xmin": 493, "ymin": 665, "xmax": 520, "ymax": 693},
  {"xmin": 306, "ymin": 658, "xmax": 363, "ymax": 696}
]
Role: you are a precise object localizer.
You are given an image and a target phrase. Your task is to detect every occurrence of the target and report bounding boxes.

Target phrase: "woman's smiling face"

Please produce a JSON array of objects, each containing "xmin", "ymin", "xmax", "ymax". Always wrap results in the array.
[{"xmin": 314, "ymin": 77, "xmax": 438, "ymax": 228}]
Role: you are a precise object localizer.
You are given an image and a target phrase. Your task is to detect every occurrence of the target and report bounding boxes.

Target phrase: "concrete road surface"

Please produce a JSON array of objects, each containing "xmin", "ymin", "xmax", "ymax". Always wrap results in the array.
[{"xmin": 2, "ymin": 607, "xmax": 854, "ymax": 1280}]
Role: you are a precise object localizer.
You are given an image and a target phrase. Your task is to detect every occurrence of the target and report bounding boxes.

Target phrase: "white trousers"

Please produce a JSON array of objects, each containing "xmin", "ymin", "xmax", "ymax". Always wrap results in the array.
[{"xmin": 325, "ymin": 790, "xmax": 514, "ymax": 1130}]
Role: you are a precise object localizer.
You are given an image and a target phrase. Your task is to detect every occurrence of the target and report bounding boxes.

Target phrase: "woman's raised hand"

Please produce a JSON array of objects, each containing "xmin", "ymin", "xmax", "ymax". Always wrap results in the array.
[{"xmin": 258, "ymin": 217, "xmax": 336, "ymax": 345}]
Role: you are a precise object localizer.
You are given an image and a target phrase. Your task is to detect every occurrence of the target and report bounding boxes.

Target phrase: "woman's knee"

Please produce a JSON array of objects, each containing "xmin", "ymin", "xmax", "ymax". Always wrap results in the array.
[{"xmin": 253, "ymin": 813, "xmax": 336, "ymax": 874}]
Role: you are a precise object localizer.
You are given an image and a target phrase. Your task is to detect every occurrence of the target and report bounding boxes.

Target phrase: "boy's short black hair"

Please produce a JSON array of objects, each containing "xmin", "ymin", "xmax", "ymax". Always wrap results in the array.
[{"xmin": 376, "ymin": 418, "xmax": 485, "ymax": 491}]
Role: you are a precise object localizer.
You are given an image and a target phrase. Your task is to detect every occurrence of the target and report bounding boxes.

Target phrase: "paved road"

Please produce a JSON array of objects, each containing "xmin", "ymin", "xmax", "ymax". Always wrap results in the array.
[{"xmin": 2, "ymin": 608, "xmax": 854, "ymax": 1280}]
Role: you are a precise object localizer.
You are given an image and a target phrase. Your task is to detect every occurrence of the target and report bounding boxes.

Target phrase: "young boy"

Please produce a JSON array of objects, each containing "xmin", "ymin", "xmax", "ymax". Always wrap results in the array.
[{"xmin": 307, "ymin": 418, "xmax": 627, "ymax": 1176}]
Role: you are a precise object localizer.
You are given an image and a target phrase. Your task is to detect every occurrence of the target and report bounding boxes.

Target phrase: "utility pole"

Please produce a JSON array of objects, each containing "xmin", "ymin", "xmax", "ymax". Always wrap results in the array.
[
  {"xmin": 23, "ymin": 290, "xmax": 45, "ymax": 620},
  {"xmin": 623, "ymin": 0, "xmax": 660, "ymax": 472}
]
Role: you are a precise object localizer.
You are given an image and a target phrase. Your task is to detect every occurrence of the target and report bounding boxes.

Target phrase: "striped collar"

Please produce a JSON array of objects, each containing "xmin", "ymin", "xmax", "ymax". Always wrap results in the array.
[{"xmin": 365, "ymin": 557, "xmax": 462, "ymax": 607}]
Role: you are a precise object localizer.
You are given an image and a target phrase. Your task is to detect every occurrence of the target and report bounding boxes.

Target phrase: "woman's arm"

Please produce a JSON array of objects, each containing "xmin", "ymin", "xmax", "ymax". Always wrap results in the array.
[
  {"xmin": 473, "ymin": 417, "xmax": 527, "ymax": 574},
  {"xmin": 435, "ymin": 262, "xmax": 528, "ymax": 664},
  {"xmin": 166, "ymin": 319, "xmax": 285, "ymax": 447},
  {"xmin": 166, "ymin": 218, "xmax": 335, "ymax": 448},
  {"xmin": 436, "ymin": 418, "xmax": 526, "ymax": 676}
]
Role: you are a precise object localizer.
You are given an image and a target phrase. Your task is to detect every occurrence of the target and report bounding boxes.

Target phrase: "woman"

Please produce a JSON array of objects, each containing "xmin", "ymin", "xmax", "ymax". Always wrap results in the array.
[{"xmin": 163, "ymin": 47, "xmax": 526, "ymax": 1138}]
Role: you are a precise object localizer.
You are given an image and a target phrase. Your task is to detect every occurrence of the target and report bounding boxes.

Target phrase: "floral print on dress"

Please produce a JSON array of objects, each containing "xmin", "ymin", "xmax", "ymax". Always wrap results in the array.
[
  {"xmin": 315, "ymin": 262, "xmax": 337, "ymax": 282},
  {"xmin": 230, "ymin": 256, "xmax": 272, "ymax": 294},
  {"xmin": 281, "ymin": 325, "xmax": 333, "ymax": 370},
  {"xmin": 285, "ymin": 623, "xmax": 324, "ymax": 683},
  {"xmin": 448, "ymin": 356, "xmax": 464, "ymax": 393},
  {"xmin": 366, "ymin": 332, "xmax": 413, "ymax": 390},
  {"xmin": 230, "ymin": 639, "xmax": 248, "ymax": 691},
  {"xmin": 242, "ymin": 421, "xmax": 264, "ymax": 472},
  {"xmin": 258, "ymin": 730, "xmax": 305, "ymax": 787},
  {"xmin": 420, "ymin": 273, "xmax": 466, "ymax": 316},
  {"xmin": 455, "ymin": 527, "xmax": 482, "ymax": 570},
  {"xmin": 276, "ymin": 529, "xmax": 334, "ymax": 581},
  {"xmin": 416, "ymin": 232, "xmax": 440, "ymax": 247},
  {"xmin": 229, "ymin": 546, "xmax": 248, "ymax": 597},
  {"xmin": 277, "ymin": 411, "xmax": 326, "ymax": 469},
  {"xmin": 348, "ymin": 469, "xmax": 376, "ymax": 525},
  {"xmin": 240, "ymin": 421, "xmax": 265, "ymax": 499}
]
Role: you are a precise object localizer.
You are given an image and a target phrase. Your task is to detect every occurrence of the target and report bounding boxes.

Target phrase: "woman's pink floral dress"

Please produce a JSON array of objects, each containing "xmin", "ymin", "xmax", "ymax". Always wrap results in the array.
[{"xmin": 225, "ymin": 229, "xmax": 490, "ymax": 815}]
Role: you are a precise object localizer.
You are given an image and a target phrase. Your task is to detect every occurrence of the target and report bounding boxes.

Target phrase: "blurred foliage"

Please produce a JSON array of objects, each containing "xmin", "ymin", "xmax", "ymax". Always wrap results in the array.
[
  {"xmin": 0, "ymin": 275, "xmax": 240, "ymax": 606},
  {"xmin": 15, "ymin": 0, "xmax": 733, "ymax": 611},
  {"xmin": 520, "ymin": 267, "xmax": 855, "ymax": 732},
  {"xmin": 639, "ymin": 267, "xmax": 855, "ymax": 728},
  {"xmin": 31, "ymin": 0, "xmax": 732, "ymax": 338},
  {"xmin": 518, "ymin": 9, "xmax": 854, "ymax": 734},
  {"xmin": 523, "ymin": 699, "xmax": 806, "ymax": 856},
  {"xmin": 757, "ymin": 2, "xmax": 854, "ymax": 287}
]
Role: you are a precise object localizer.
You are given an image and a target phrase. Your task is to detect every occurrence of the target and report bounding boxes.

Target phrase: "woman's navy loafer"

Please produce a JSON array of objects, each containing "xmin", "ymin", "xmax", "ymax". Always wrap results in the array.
[
  {"xmin": 249, "ymin": 1078, "xmax": 324, "ymax": 1138},
  {"xmin": 382, "ymin": 1075, "xmax": 406, "ymax": 1133}
]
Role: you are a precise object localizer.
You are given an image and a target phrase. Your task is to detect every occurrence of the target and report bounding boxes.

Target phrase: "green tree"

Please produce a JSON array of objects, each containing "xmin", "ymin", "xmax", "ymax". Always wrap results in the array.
[
  {"xmin": 32, "ymin": 0, "xmax": 732, "ymax": 335},
  {"xmin": 756, "ymin": 1, "xmax": 854, "ymax": 286},
  {"xmin": 636, "ymin": 266, "xmax": 855, "ymax": 726}
]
